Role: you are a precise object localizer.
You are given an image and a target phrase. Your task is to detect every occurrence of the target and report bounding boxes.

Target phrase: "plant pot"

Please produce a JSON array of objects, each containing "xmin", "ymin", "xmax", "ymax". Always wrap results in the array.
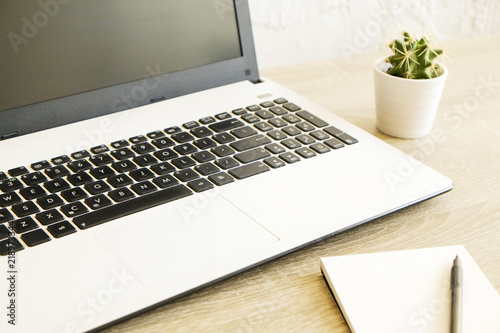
[{"xmin": 373, "ymin": 57, "xmax": 448, "ymax": 139}]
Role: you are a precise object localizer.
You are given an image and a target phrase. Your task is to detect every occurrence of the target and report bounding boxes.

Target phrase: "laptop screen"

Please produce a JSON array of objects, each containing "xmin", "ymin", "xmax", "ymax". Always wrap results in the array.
[
  {"xmin": 0, "ymin": 0, "xmax": 241, "ymax": 113},
  {"xmin": 0, "ymin": 0, "xmax": 258, "ymax": 139}
]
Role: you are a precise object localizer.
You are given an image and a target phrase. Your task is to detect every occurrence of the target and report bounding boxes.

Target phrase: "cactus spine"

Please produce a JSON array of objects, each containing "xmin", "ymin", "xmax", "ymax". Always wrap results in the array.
[{"xmin": 385, "ymin": 32, "xmax": 444, "ymax": 79}]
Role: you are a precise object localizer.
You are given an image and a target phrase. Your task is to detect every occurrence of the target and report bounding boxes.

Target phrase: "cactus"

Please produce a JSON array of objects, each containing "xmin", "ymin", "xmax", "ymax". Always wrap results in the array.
[{"xmin": 385, "ymin": 32, "xmax": 444, "ymax": 79}]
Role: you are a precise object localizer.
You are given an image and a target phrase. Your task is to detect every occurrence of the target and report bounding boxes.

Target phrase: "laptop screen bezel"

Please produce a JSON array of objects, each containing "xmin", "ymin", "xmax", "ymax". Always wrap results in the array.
[{"xmin": 0, "ymin": 0, "xmax": 259, "ymax": 140}]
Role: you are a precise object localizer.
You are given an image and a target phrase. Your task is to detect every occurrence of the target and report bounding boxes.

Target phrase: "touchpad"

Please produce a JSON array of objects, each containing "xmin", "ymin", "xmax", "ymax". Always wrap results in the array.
[{"xmin": 96, "ymin": 196, "xmax": 279, "ymax": 289}]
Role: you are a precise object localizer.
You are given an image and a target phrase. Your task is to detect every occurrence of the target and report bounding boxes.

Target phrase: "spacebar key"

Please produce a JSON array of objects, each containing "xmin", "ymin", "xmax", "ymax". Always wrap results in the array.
[
  {"xmin": 73, "ymin": 185, "xmax": 193, "ymax": 229},
  {"xmin": 228, "ymin": 162, "xmax": 270, "ymax": 180}
]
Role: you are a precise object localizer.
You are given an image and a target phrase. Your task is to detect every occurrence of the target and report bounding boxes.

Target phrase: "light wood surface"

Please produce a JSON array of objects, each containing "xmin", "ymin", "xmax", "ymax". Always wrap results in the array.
[{"xmin": 103, "ymin": 35, "xmax": 500, "ymax": 333}]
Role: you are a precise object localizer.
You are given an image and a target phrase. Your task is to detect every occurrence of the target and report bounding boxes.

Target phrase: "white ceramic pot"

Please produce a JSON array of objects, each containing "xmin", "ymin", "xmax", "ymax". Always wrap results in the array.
[{"xmin": 373, "ymin": 57, "xmax": 448, "ymax": 139}]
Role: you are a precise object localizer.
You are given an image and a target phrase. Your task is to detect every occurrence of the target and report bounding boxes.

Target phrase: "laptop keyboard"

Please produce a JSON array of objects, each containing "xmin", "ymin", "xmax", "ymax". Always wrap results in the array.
[{"xmin": 0, "ymin": 98, "xmax": 358, "ymax": 255}]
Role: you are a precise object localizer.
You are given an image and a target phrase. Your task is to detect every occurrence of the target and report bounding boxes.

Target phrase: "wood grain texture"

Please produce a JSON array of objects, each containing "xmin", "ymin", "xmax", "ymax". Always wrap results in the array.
[{"xmin": 102, "ymin": 35, "xmax": 500, "ymax": 333}]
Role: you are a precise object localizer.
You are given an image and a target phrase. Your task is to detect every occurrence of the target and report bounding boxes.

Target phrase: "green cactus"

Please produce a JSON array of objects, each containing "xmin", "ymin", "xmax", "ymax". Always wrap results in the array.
[{"xmin": 385, "ymin": 32, "xmax": 444, "ymax": 79}]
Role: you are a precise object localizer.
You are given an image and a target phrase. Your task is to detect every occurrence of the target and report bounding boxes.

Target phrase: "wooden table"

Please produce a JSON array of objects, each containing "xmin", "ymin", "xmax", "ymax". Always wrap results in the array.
[{"xmin": 103, "ymin": 35, "xmax": 500, "ymax": 333}]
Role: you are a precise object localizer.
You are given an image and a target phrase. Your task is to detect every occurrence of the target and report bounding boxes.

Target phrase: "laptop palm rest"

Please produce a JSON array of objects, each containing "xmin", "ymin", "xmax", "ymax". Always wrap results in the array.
[{"xmin": 96, "ymin": 195, "xmax": 279, "ymax": 290}]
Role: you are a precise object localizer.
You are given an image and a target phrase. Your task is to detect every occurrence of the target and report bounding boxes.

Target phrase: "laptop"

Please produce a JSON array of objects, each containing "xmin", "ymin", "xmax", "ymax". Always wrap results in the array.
[{"xmin": 0, "ymin": 1, "xmax": 452, "ymax": 332}]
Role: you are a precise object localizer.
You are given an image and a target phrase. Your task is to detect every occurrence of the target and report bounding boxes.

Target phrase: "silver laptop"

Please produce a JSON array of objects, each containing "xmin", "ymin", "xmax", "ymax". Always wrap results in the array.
[{"xmin": 0, "ymin": 1, "xmax": 452, "ymax": 332}]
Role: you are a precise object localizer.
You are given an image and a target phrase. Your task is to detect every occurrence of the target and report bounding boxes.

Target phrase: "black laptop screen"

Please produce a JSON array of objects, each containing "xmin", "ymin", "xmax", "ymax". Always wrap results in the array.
[{"xmin": 0, "ymin": 0, "xmax": 242, "ymax": 113}]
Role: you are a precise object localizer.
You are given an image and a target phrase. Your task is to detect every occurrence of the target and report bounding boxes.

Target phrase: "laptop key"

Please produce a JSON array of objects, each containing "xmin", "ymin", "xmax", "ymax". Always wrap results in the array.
[
  {"xmin": 172, "ymin": 132, "xmax": 195, "ymax": 143},
  {"xmin": 231, "ymin": 126, "xmax": 257, "ymax": 138},
  {"xmin": 90, "ymin": 145, "xmax": 110, "ymax": 155},
  {"xmin": 279, "ymin": 152, "xmax": 301, "ymax": 164},
  {"xmin": 208, "ymin": 172, "xmax": 235, "ymax": 186},
  {"xmin": 45, "ymin": 165, "xmax": 70, "ymax": 179},
  {"xmin": 21, "ymin": 229, "xmax": 51, "ymax": 247},
  {"xmin": 67, "ymin": 160, "xmax": 92, "ymax": 172},
  {"xmin": 192, "ymin": 151, "xmax": 216, "ymax": 163},
  {"xmin": 72, "ymin": 185, "xmax": 192, "ymax": 229},
  {"xmin": 230, "ymin": 134, "xmax": 271, "ymax": 152},
  {"xmin": 212, "ymin": 132, "xmax": 236, "ymax": 144},
  {"xmin": 0, "ymin": 192, "xmax": 22, "ymax": 207},
  {"xmin": 61, "ymin": 202, "xmax": 89, "ymax": 218},
  {"xmin": 0, "ymin": 237, "xmax": 24, "ymax": 256},
  {"xmin": 0, "ymin": 225, "xmax": 10, "ymax": 240},
  {"xmin": 0, "ymin": 178, "xmax": 24, "ymax": 192},
  {"xmin": 296, "ymin": 122, "xmax": 315, "ymax": 132},
  {"xmin": 109, "ymin": 188, "xmax": 135, "ymax": 202},
  {"xmin": 215, "ymin": 157, "xmax": 240, "ymax": 170},
  {"xmin": 8, "ymin": 166, "xmax": 29, "ymax": 177},
  {"xmin": 324, "ymin": 138, "xmax": 345, "ymax": 149},
  {"xmin": 335, "ymin": 133, "xmax": 358, "ymax": 145},
  {"xmin": 21, "ymin": 172, "xmax": 47, "ymax": 186},
  {"xmin": 71, "ymin": 150, "xmax": 91, "ymax": 160},
  {"xmin": 282, "ymin": 102, "xmax": 301, "ymax": 112},
  {"xmin": 108, "ymin": 174, "xmax": 134, "ymax": 188},
  {"xmin": 0, "ymin": 208, "xmax": 14, "ymax": 224},
  {"xmin": 10, "ymin": 217, "xmax": 38, "ymax": 234},
  {"xmin": 36, "ymin": 209, "xmax": 64, "ymax": 225},
  {"xmin": 66, "ymin": 171, "xmax": 93, "ymax": 186},
  {"xmin": 111, "ymin": 148, "xmax": 135, "ymax": 161},
  {"xmin": 85, "ymin": 195, "xmax": 113, "ymax": 210},
  {"xmin": 187, "ymin": 178, "xmax": 214, "ymax": 192},
  {"xmin": 234, "ymin": 148, "xmax": 270, "ymax": 163},
  {"xmin": 12, "ymin": 201, "xmax": 39, "ymax": 218},
  {"xmin": 310, "ymin": 143, "xmax": 331, "ymax": 154},
  {"xmin": 153, "ymin": 175, "xmax": 179, "ymax": 189},
  {"xmin": 151, "ymin": 162, "xmax": 176, "ymax": 175},
  {"xmin": 85, "ymin": 180, "xmax": 111, "ymax": 195},
  {"xmin": 37, "ymin": 194, "xmax": 64, "ymax": 210},
  {"xmin": 152, "ymin": 137, "xmax": 175, "ymax": 149},
  {"xmin": 110, "ymin": 139, "xmax": 130, "ymax": 149},
  {"xmin": 296, "ymin": 110, "xmax": 329, "ymax": 127},
  {"xmin": 263, "ymin": 157, "xmax": 286, "ymax": 169},
  {"xmin": 131, "ymin": 181, "xmax": 157, "ymax": 195},
  {"xmin": 129, "ymin": 135, "xmax": 148, "ymax": 144},
  {"xmin": 47, "ymin": 221, "xmax": 77, "ymax": 238},
  {"xmin": 209, "ymin": 118, "xmax": 244, "ymax": 132},
  {"xmin": 228, "ymin": 161, "xmax": 270, "ymax": 180},
  {"xmin": 174, "ymin": 169, "xmax": 200, "ymax": 182},
  {"xmin": 51, "ymin": 155, "xmax": 71, "ymax": 165},
  {"xmin": 195, "ymin": 163, "xmax": 220, "ymax": 176},
  {"xmin": 31, "ymin": 160, "xmax": 51, "ymax": 171},
  {"xmin": 44, "ymin": 178, "xmax": 71, "ymax": 193},
  {"xmin": 211, "ymin": 145, "xmax": 235, "ymax": 157},
  {"xmin": 131, "ymin": 142, "xmax": 155, "ymax": 155},
  {"xmin": 130, "ymin": 168, "xmax": 155, "ymax": 181},
  {"xmin": 295, "ymin": 147, "xmax": 317, "ymax": 159},
  {"xmin": 90, "ymin": 166, "xmax": 116, "ymax": 179}
]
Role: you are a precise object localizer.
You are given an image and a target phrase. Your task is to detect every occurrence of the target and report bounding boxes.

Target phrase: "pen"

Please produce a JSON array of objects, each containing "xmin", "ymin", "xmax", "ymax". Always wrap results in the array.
[{"xmin": 450, "ymin": 255, "xmax": 463, "ymax": 333}]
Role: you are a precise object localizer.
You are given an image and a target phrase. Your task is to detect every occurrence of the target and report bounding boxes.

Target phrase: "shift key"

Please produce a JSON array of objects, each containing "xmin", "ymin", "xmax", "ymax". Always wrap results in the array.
[
  {"xmin": 228, "ymin": 162, "xmax": 270, "ymax": 180},
  {"xmin": 230, "ymin": 134, "xmax": 271, "ymax": 151}
]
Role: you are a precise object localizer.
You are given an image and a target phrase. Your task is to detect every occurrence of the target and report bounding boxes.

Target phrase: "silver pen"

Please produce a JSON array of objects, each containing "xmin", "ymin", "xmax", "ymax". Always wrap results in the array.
[{"xmin": 450, "ymin": 255, "xmax": 463, "ymax": 333}]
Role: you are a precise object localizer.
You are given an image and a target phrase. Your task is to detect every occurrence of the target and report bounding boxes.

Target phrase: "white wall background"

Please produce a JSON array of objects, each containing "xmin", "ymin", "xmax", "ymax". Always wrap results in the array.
[{"xmin": 248, "ymin": 0, "xmax": 500, "ymax": 69}]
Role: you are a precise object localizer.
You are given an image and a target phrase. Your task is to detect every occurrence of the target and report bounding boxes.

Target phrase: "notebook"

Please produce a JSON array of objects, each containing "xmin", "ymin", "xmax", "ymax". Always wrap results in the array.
[
  {"xmin": 0, "ymin": 1, "xmax": 453, "ymax": 332},
  {"xmin": 320, "ymin": 246, "xmax": 500, "ymax": 333}
]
